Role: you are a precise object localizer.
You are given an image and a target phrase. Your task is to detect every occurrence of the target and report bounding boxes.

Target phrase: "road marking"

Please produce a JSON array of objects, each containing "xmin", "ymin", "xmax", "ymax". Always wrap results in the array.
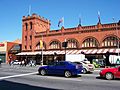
[
  {"xmin": 0, "ymin": 72, "xmax": 82, "ymax": 82},
  {"xmin": 0, "ymin": 72, "xmax": 38, "ymax": 80}
]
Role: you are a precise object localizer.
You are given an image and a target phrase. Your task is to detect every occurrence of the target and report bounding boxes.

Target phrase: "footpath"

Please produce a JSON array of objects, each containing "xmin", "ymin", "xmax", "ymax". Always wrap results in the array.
[
  {"xmin": 0, "ymin": 63, "xmax": 40, "ymax": 72},
  {"xmin": 1, "ymin": 63, "xmax": 103, "ymax": 71}
]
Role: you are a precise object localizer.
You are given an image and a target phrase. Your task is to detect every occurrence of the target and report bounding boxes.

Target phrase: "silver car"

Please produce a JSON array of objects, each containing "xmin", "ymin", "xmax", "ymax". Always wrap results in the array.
[
  {"xmin": 74, "ymin": 61, "xmax": 95, "ymax": 74},
  {"xmin": 11, "ymin": 60, "xmax": 21, "ymax": 65}
]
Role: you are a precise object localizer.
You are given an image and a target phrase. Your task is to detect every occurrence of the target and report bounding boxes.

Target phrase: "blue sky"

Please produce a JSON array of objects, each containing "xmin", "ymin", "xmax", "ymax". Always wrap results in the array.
[{"xmin": 0, "ymin": 0, "xmax": 120, "ymax": 42}]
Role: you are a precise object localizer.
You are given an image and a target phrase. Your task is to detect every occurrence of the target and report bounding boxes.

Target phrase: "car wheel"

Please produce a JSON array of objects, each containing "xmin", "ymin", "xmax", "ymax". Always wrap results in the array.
[
  {"xmin": 39, "ymin": 69, "xmax": 46, "ymax": 76},
  {"xmin": 64, "ymin": 71, "xmax": 72, "ymax": 78},
  {"xmin": 105, "ymin": 72, "xmax": 114, "ymax": 80},
  {"xmin": 83, "ymin": 68, "xmax": 87, "ymax": 74}
]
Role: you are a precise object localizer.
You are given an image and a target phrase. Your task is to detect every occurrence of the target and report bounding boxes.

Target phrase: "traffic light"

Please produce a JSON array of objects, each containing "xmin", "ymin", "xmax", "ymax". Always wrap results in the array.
[{"xmin": 62, "ymin": 42, "xmax": 68, "ymax": 47}]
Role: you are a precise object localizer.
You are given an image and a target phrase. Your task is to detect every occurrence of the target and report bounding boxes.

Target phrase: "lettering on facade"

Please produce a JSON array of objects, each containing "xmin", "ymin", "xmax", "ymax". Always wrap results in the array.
[
  {"xmin": 0, "ymin": 44, "xmax": 4, "ymax": 47},
  {"xmin": 116, "ymin": 58, "xmax": 120, "ymax": 64}
]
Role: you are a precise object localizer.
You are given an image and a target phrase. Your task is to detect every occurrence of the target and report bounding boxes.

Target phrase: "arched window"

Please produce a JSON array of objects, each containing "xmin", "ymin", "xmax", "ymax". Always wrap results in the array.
[
  {"xmin": 102, "ymin": 36, "xmax": 118, "ymax": 47},
  {"xmin": 67, "ymin": 39, "xmax": 78, "ymax": 48},
  {"xmin": 49, "ymin": 41, "xmax": 60, "ymax": 49},
  {"xmin": 82, "ymin": 37, "xmax": 98, "ymax": 47}
]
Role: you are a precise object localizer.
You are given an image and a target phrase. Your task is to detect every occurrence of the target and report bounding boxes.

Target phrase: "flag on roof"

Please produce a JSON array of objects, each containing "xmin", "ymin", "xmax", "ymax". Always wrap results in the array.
[
  {"xmin": 58, "ymin": 17, "xmax": 64, "ymax": 27},
  {"xmin": 98, "ymin": 11, "xmax": 101, "ymax": 23}
]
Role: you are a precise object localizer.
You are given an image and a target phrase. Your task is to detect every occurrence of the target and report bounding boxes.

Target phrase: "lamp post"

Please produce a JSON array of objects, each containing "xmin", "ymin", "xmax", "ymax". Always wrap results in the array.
[
  {"xmin": 39, "ymin": 33, "xmax": 43, "ymax": 66},
  {"xmin": 62, "ymin": 39, "xmax": 68, "ymax": 60}
]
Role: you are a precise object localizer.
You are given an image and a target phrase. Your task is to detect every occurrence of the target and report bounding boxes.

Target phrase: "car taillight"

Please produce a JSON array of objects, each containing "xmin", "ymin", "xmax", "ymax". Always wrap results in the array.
[
  {"xmin": 76, "ymin": 64, "xmax": 82, "ymax": 69},
  {"xmin": 76, "ymin": 65, "xmax": 79, "ymax": 69}
]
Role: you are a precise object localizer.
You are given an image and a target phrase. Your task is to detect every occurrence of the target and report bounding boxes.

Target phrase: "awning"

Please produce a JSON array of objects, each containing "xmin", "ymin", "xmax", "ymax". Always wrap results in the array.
[{"xmin": 16, "ymin": 48, "xmax": 120, "ymax": 55}]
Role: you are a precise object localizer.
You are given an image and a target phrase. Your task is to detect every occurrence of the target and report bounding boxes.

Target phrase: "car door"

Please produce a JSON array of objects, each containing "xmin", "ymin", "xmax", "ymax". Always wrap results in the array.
[
  {"xmin": 115, "ymin": 66, "xmax": 120, "ymax": 78},
  {"xmin": 55, "ymin": 62, "xmax": 66, "ymax": 75},
  {"xmin": 47, "ymin": 62, "xmax": 56, "ymax": 74}
]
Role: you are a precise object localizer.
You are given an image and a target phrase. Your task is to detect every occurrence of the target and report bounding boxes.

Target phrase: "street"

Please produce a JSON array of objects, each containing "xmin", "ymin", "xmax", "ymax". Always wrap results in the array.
[{"xmin": 0, "ymin": 64, "xmax": 120, "ymax": 90}]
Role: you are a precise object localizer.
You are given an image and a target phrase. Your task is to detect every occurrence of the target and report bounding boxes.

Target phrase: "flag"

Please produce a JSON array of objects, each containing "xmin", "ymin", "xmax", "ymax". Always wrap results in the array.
[
  {"xmin": 98, "ymin": 11, "xmax": 101, "ymax": 23},
  {"xmin": 58, "ymin": 17, "xmax": 64, "ymax": 27},
  {"xmin": 40, "ymin": 40, "xmax": 43, "ymax": 48}
]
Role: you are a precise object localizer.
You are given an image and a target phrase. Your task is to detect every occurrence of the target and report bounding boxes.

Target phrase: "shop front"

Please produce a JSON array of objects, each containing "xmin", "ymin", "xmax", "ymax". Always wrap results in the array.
[
  {"xmin": 0, "ymin": 51, "xmax": 6, "ymax": 63},
  {"xmin": 16, "ymin": 48, "xmax": 120, "ymax": 65}
]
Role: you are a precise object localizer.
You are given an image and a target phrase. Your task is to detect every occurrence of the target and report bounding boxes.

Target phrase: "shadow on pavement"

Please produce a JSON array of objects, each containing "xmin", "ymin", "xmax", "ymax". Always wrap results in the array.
[
  {"xmin": 36, "ymin": 73, "xmax": 81, "ymax": 78},
  {"xmin": 96, "ymin": 76, "xmax": 120, "ymax": 81},
  {"xmin": 0, "ymin": 80, "xmax": 61, "ymax": 90},
  {"xmin": 96, "ymin": 76, "xmax": 104, "ymax": 80}
]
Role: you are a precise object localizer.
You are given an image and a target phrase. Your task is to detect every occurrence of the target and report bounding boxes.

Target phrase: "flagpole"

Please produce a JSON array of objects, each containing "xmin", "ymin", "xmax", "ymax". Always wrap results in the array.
[
  {"xmin": 79, "ymin": 14, "xmax": 81, "ymax": 26},
  {"xmin": 29, "ymin": 5, "xmax": 31, "ymax": 15}
]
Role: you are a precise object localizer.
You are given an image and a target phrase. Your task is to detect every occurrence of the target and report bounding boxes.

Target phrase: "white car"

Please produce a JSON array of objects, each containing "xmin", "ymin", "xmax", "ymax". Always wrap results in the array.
[
  {"xmin": 11, "ymin": 60, "xmax": 21, "ymax": 65},
  {"xmin": 74, "ymin": 61, "xmax": 95, "ymax": 74}
]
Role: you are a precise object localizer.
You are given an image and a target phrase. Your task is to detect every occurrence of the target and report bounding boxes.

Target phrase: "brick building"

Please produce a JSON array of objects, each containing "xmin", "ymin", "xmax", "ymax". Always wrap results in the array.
[
  {"xmin": 17, "ymin": 13, "xmax": 120, "ymax": 65},
  {"xmin": 0, "ymin": 39, "xmax": 21, "ymax": 63}
]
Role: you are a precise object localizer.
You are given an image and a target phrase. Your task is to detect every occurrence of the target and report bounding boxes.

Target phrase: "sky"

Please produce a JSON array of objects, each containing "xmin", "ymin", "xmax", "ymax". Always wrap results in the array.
[{"xmin": 0, "ymin": 0, "xmax": 120, "ymax": 42}]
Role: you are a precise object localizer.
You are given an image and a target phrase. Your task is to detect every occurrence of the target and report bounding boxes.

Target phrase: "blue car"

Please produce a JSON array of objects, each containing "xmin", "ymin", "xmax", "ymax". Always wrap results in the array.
[{"xmin": 38, "ymin": 61, "xmax": 83, "ymax": 78}]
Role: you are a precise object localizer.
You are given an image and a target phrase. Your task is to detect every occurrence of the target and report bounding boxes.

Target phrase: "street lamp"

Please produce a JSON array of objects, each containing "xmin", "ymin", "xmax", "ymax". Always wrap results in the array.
[
  {"xmin": 62, "ymin": 39, "xmax": 68, "ymax": 60},
  {"xmin": 39, "ymin": 33, "xmax": 43, "ymax": 66}
]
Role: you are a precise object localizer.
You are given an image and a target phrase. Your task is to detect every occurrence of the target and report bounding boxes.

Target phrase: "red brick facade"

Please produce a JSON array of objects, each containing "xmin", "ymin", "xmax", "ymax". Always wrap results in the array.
[{"xmin": 22, "ymin": 13, "xmax": 120, "ymax": 52}]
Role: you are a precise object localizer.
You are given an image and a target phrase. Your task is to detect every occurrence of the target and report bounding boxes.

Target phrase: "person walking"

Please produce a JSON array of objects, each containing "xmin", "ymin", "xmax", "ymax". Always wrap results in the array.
[
  {"xmin": 30, "ymin": 60, "xmax": 33, "ymax": 67},
  {"xmin": 0, "ymin": 58, "xmax": 2, "ymax": 67},
  {"xmin": 24, "ymin": 59, "xmax": 27, "ymax": 66},
  {"xmin": 22, "ymin": 60, "xmax": 25, "ymax": 66}
]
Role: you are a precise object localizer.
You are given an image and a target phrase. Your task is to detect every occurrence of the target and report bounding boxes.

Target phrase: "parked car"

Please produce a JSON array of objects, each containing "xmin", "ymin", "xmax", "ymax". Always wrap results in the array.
[
  {"xmin": 38, "ymin": 61, "xmax": 83, "ymax": 78},
  {"xmin": 73, "ymin": 61, "xmax": 95, "ymax": 74},
  {"xmin": 99, "ymin": 66, "xmax": 120, "ymax": 80},
  {"xmin": 11, "ymin": 60, "xmax": 21, "ymax": 65}
]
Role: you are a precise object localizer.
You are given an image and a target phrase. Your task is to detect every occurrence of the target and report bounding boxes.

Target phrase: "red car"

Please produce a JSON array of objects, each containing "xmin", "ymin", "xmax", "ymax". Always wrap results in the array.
[{"xmin": 99, "ymin": 66, "xmax": 120, "ymax": 80}]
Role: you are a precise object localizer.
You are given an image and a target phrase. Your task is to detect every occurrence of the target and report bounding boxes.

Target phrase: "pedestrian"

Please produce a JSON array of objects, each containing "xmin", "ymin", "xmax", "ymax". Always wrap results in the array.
[
  {"xmin": 20, "ymin": 60, "xmax": 22, "ymax": 66},
  {"xmin": 24, "ymin": 59, "xmax": 27, "ymax": 66},
  {"xmin": 0, "ymin": 58, "xmax": 2, "ymax": 68},
  {"xmin": 29, "ymin": 60, "xmax": 33, "ymax": 67},
  {"xmin": 33, "ymin": 60, "xmax": 36, "ymax": 66},
  {"xmin": 22, "ymin": 60, "xmax": 25, "ymax": 66},
  {"xmin": 9, "ymin": 59, "xmax": 12, "ymax": 66}
]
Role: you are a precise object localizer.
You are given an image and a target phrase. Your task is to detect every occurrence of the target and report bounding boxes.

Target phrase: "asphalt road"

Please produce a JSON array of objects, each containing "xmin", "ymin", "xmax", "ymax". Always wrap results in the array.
[{"xmin": 0, "ymin": 63, "xmax": 120, "ymax": 90}]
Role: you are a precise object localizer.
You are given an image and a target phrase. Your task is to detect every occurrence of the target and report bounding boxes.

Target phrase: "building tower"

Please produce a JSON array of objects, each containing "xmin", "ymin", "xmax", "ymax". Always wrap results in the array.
[{"xmin": 22, "ymin": 13, "xmax": 50, "ymax": 52}]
